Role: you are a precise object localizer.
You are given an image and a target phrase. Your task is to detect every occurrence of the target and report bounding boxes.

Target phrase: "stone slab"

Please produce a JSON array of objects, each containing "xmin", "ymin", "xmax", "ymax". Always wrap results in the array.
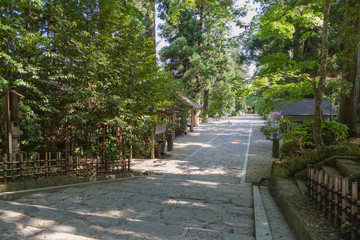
[{"xmin": 253, "ymin": 185, "xmax": 272, "ymax": 240}]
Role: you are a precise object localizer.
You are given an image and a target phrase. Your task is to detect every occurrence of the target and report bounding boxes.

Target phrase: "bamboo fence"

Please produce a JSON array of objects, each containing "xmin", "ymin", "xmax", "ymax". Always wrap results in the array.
[
  {"xmin": 307, "ymin": 164, "xmax": 359, "ymax": 240},
  {"xmin": 0, "ymin": 152, "xmax": 131, "ymax": 184}
]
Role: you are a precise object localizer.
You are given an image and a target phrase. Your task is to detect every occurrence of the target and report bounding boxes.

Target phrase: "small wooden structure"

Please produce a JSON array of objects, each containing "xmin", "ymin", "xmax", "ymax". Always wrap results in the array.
[
  {"xmin": 181, "ymin": 96, "xmax": 202, "ymax": 133},
  {"xmin": 150, "ymin": 110, "xmax": 177, "ymax": 159},
  {"xmin": 272, "ymin": 98, "xmax": 336, "ymax": 122},
  {"xmin": 0, "ymin": 87, "xmax": 24, "ymax": 161}
]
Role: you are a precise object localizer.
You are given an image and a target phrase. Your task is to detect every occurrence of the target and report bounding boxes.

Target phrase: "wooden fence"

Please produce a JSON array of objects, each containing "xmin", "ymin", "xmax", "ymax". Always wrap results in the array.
[
  {"xmin": 307, "ymin": 165, "xmax": 359, "ymax": 240},
  {"xmin": 0, "ymin": 152, "xmax": 131, "ymax": 184}
]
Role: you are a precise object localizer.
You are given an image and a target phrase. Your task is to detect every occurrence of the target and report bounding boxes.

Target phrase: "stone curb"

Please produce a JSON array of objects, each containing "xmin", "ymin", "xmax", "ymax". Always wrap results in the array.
[
  {"xmin": 268, "ymin": 164, "xmax": 329, "ymax": 240},
  {"xmin": 253, "ymin": 185, "xmax": 273, "ymax": 240},
  {"xmin": 0, "ymin": 172, "xmax": 145, "ymax": 201}
]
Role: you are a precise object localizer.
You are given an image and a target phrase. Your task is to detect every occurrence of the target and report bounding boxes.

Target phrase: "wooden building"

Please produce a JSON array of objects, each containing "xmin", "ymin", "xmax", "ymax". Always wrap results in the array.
[
  {"xmin": 272, "ymin": 98, "xmax": 336, "ymax": 123},
  {"xmin": 180, "ymin": 96, "xmax": 202, "ymax": 132}
]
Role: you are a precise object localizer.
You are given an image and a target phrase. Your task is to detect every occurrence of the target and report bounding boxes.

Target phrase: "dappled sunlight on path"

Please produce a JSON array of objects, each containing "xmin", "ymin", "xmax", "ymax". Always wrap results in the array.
[{"xmin": 0, "ymin": 115, "xmax": 263, "ymax": 240}]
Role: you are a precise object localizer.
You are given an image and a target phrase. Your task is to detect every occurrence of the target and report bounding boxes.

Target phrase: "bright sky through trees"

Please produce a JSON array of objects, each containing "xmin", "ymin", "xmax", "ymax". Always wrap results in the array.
[{"xmin": 155, "ymin": 0, "xmax": 260, "ymax": 76}]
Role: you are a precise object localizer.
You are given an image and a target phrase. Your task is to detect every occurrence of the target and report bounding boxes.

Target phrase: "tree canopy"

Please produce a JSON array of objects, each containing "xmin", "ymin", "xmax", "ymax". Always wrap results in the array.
[
  {"xmin": 0, "ymin": 0, "xmax": 182, "ymax": 154},
  {"xmin": 158, "ymin": 0, "xmax": 249, "ymax": 120},
  {"xmin": 242, "ymin": 0, "xmax": 360, "ymax": 138},
  {"xmin": 1, "ymin": 0, "xmax": 359, "ymax": 156}
]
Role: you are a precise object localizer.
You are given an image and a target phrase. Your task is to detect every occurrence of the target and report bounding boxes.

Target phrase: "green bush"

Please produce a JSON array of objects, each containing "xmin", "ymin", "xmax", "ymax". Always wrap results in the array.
[
  {"xmin": 260, "ymin": 116, "xmax": 293, "ymax": 140},
  {"xmin": 280, "ymin": 121, "xmax": 348, "ymax": 157},
  {"xmin": 279, "ymin": 129, "xmax": 312, "ymax": 157},
  {"xmin": 278, "ymin": 143, "xmax": 360, "ymax": 177},
  {"xmin": 322, "ymin": 121, "xmax": 348, "ymax": 144}
]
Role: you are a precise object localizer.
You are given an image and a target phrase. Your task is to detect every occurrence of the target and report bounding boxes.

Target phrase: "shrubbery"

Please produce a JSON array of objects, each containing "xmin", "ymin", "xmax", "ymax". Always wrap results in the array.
[
  {"xmin": 280, "ymin": 121, "xmax": 349, "ymax": 157},
  {"xmin": 274, "ymin": 120, "xmax": 356, "ymax": 178},
  {"xmin": 277, "ymin": 143, "xmax": 360, "ymax": 177},
  {"xmin": 260, "ymin": 116, "xmax": 293, "ymax": 140}
]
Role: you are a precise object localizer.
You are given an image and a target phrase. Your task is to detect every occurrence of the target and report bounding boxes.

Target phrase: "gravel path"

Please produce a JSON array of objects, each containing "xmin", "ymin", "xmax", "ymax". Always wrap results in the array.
[
  {"xmin": 245, "ymin": 116, "xmax": 275, "ymax": 184},
  {"xmin": 0, "ymin": 114, "xmax": 296, "ymax": 240},
  {"xmin": 0, "ymin": 115, "xmax": 256, "ymax": 240},
  {"xmin": 132, "ymin": 117, "xmax": 232, "ymax": 175}
]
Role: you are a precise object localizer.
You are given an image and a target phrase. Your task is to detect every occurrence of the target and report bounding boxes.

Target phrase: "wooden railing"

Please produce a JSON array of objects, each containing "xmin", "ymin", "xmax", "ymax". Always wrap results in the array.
[
  {"xmin": 0, "ymin": 152, "xmax": 131, "ymax": 183},
  {"xmin": 307, "ymin": 165, "xmax": 359, "ymax": 240}
]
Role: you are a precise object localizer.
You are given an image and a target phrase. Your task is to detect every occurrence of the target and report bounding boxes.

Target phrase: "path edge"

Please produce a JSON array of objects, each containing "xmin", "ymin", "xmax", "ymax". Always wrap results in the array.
[
  {"xmin": 253, "ymin": 185, "xmax": 273, "ymax": 240},
  {"xmin": 0, "ymin": 172, "xmax": 146, "ymax": 201}
]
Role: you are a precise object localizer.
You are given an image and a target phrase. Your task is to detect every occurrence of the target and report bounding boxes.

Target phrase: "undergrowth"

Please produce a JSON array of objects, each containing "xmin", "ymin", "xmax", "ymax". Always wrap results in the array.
[{"xmin": 275, "ymin": 141, "xmax": 360, "ymax": 178}]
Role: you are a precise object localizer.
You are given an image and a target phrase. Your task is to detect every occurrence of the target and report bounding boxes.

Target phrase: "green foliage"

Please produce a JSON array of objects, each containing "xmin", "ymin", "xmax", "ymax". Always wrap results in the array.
[
  {"xmin": 275, "ymin": 142, "xmax": 360, "ymax": 177},
  {"xmin": 0, "ymin": 0, "xmax": 185, "ymax": 158},
  {"xmin": 173, "ymin": 96, "xmax": 190, "ymax": 137},
  {"xmin": 159, "ymin": 1, "xmax": 248, "ymax": 118},
  {"xmin": 272, "ymin": 162, "xmax": 290, "ymax": 178},
  {"xmin": 260, "ymin": 116, "xmax": 293, "ymax": 140},
  {"xmin": 279, "ymin": 129, "xmax": 311, "ymax": 156},
  {"xmin": 287, "ymin": 143, "xmax": 360, "ymax": 176},
  {"xmin": 341, "ymin": 221, "xmax": 352, "ymax": 233},
  {"xmin": 244, "ymin": 0, "xmax": 360, "ymax": 139},
  {"xmin": 280, "ymin": 121, "xmax": 349, "ymax": 157}
]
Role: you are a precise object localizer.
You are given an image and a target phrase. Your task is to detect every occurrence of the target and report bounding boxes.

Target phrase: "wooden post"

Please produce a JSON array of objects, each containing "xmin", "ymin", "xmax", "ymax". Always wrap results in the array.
[
  {"xmin": 317, "ymin": 170, "xmax": 323, "ymax": 209},
  {"xmin": 69, "ymin": 153, "xmax": 73, "ymax": 175},
  {"xmin": 45, "ymin": 152, "xmax": 48, "ymax": 177},
  {"xmin": 323, "ymin": 172, "xmax": 328, "ymax": 215},
  {"xmin": 341, "ymin": 179, "xmax": 348, "ymax": 227},
  {"xmin": 334, "ymin": 176, "xmax": 340, "ymax": 225},
  {"xmin": 129, "ymin": 129, "xmax": 132, "ymax": 171},
  {"xmin": 6, "ymin": 91, "xmax": 12, "ymax": 163},
  {"xmin": 315, "ymin": 169, "xmax": 319, "ymax": 201},
  {"xmin": 184, "ymin": 113, "xmax": 188, "ymax": 134},
  {"xmin": 65, "ymin": 152, "xmax": 69, "ymax": 175},
  {"xmin": 84, "ymin": 155, "xmax": 88, "ymax": 172},
  {"xmin": 96, "ymin": 156, "xmax": 100, "ymax": 175},
  {"xmin": 50, "ymin": 152, "xmax": 53, "ymax": 175},
  {"xmin": 328, "ymin": 175, "xmax": 334, "ymax": 221},
  {"xmin": 33, "ymin": 153, "xmax": 37, "ymax": 178},
  {"xmin": 190, "ymin": 110, "xmax": 194, "ymax": 132},
  {"xmin": 4, "ymin": 154, "xmax": 8, "ymax": 183},
  {"xmin": 102, "ymin": 124, "xmax": 106, "ymax": 168},
  {"xmin": 56, "ymin": 152, "xmax": 59, "ymax": 174},
  {"xmin": 18, "ymin": 153, "xmax": 23, "ymax": 180},
  {"xmin": 351, "ymin": 182, "xmax": 358, "ymax": 240},
  {"xmin": 90, "ymin": 156, "xmax": 94, "ymax": 173},
  {"xmin": 309, "ymin": 166, "xmax": 315, "ymax": 197},
  {"xmin": 76, "ymin": 155, "xmax": 79, "ymax": 176},
  {"xmin": 119, "ymin": 127, "xmax": 123, "ymax": 157},
  {"xmin": 151, "ymin": 126, "xmax": 155, "ymax": 159},
  {"xmin": 172, "ymin": 115, "xmax": 175, "ymax": 139}
]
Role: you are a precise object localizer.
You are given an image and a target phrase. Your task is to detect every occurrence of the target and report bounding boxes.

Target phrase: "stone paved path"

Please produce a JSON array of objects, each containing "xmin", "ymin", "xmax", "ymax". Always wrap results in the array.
[{"xmin": 0, "ymin": 115, "xmax": 258, "ymax": 240}]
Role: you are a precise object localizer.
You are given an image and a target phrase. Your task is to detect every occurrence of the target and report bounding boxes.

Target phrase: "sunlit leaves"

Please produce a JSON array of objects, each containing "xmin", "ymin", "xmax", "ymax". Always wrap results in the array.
[
  {"xmin": 257, "ymin": 1, "xmax": 323, "ymax": 40},
  {"xmin": 258, "ymin": 5, "xmax": 295, "ymax": 40},
  {"xmin": 0, "ymin": 0, "xmax": 184, "ymax": 153}
]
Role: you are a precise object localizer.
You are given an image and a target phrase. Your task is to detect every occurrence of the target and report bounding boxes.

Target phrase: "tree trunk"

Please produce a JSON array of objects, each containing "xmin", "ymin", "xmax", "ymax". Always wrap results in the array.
[
  {"xmin": 313, "ymin": 0, "xmax": 331, "ymax": 150},
  {"xmin": 203, "ymin": 89, "xmax": 209, "ymax": 123},
  {"xmin": 195, "ymin": 4, "xmax": 205, "ymax": 124},
  {"xmin": 145, "ymin": 0, "xmax": 156, "ymax": 52},
  {"xmin": 338, "ymin": 1, "xmax": 360, "ymax": 137},
  {"xmin": 196, "ymin": 4, "xmax": 205, "ymax": 95},
  {"xmin": 194, "ymin": 99, "xmax": 201, "ymax": 126},
  {"xmin": 353, "ymin": 26, "xmax": 360, "ymax": 136}
]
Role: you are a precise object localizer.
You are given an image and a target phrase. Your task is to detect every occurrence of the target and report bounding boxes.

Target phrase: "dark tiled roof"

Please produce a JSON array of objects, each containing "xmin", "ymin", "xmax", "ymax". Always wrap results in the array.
[{"xmin": 274, "ymin": 98, "xmax": 336, "ymax": 116}]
